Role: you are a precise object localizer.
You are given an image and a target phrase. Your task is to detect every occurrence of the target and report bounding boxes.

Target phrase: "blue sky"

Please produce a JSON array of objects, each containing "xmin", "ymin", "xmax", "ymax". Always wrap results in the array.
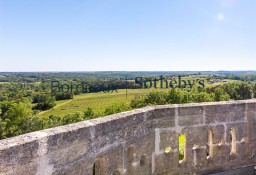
[{"xmin": 0, "ymin": 0, "xmax": 255, "ymax": 71}]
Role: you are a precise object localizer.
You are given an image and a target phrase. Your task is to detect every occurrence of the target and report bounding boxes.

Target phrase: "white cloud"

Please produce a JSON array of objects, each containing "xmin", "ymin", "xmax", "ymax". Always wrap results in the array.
[{"xmin": 217, "ymin": 12, "xmax": 225, "ymax": 21}]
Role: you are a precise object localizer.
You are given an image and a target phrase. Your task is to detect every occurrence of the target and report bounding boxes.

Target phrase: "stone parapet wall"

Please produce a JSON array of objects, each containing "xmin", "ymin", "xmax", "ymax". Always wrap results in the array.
[{"xmin": 0, "ymin": 100, "xmax": 256, "ymax": 175}]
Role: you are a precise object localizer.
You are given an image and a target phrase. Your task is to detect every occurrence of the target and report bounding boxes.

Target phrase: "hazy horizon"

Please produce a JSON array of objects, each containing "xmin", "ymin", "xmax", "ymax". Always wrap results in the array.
[{"xmin": 1, "ymin": 70, "xmax": 256, "ymax": 73}]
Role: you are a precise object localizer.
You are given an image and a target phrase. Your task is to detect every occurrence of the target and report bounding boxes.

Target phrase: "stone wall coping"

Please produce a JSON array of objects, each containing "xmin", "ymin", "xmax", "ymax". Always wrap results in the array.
[{"xmin": 0, "ymin": 99, "xmax": 255, "ymax": 151}]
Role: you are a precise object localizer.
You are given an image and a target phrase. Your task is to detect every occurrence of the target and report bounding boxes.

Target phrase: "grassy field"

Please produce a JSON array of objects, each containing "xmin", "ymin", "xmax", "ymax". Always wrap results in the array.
[
  {"xmin": 39, "ymin": 88, "xmax": 169, "ymax": 117},
  {"xmin": 4, "ymin": 75, "xmax": 232, "ymax": 118},
  {"xmin": 38, "ymin": 77, "xmax": 218, "ymax": 118}
]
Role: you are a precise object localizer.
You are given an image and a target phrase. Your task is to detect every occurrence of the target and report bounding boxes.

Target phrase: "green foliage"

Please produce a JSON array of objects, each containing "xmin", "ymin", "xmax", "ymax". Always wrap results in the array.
[
  {"xmin": 0, "ymin": 101, "xmax": 13, "ymax": 119},
  {"xmin": 212, "ymin": 87, "xmax": 230, "ymax": 101},
  {"xmin": 41, "ymin": 108, "xmax": 99, "ymax": 128},
  {"xmin": 0, "ymin": 73, "xmax": 255, "ymax": 140},
  {"xmin": 253, "ymin": 83, "xmax": 256, "ymax": 98},
  {"xmin": 84, "ymin": 107, "xmax": 95, "ymax": 119},
  {"xmin": 62, "ymin": 112, "xmax": 83, "ymax": 125},
  {"xmin": 45, "ymin": 115, "xmax": 63, "ymax": 128},
  {"xmin": 192, "ymin": 92, "xmax": 215, "ymax": 102},
  {"xmin": 0, "ymin": 101, "xmax": 36, "ymax": 138},
  {"xmin": 179, "ymin": 134, "xmax": 185, "ymax": 160},
  {"xmin": 104, "ymin": 103, "xmax": 131, "ymax": 115},
  {"xmin": 0, "ymin": 118, "xmax": 5, "ymax": 139},
  {"xmin": 54, "ymin": 92, "xmax": 74, "ymax": 100},
  {"xmin": 130, "ymin": 88, "xmax": 216, "ymax": 108},
  {"xmin": 129, "ymin": 81, "xmax": 253, "ymax": 110},
  {"xmin": 144, "ymin": 91, "xmax": 166, "ymax": 105},
  {"xmin": 18, "ymin": 116, "xmax": 44, "ymax": 134},
  {"xmin": 130, "ymin": 95, "xmax": 146, "ymax": 108},
  {"xmin": 39, "ymin": 89, "xmax": 144, "ymax": 117},
  {"xmin": 165, "ymin": 88, "xmax": 189, "ymax": 104},
  {"xmin": 222, "ymin": 82, "xmax": 252, "ymax": 100},
  {"xmin": 33, "ymin": 93, "xmax": 56, "ymax": 110}
]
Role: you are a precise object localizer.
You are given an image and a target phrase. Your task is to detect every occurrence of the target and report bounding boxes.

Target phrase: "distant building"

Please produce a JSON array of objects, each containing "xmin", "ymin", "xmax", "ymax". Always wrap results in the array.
[{"xmin": 209, "ymin": 79, "xmax": 221, "ymax": 84}]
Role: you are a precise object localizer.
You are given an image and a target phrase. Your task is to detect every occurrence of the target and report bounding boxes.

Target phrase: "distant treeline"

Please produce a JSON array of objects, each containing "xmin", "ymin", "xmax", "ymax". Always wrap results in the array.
[{"xmin": 1, "ymin": 71, "xmax": 256, "ymax": 82}]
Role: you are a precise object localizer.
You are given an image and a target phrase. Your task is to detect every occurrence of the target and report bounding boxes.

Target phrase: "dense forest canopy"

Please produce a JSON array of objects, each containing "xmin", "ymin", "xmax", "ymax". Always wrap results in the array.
[{"xmin": 1, "ymin": 71, "xmax": 256, "ymax": 82}]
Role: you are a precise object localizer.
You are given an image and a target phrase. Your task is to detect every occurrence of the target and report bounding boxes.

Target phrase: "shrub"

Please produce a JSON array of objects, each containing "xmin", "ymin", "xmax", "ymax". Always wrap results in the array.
[{"xmin": 105, "ymin": 103, "xmax": 131, "ymax": 115}]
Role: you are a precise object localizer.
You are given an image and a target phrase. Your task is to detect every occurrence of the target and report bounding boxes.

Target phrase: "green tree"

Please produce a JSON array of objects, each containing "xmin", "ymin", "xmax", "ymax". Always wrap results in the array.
[
  {"xmin": 19, "ymin": 116, "xmax": 44, "ymax": 134},
  {"xmin": 144, "ymin": 91, "xmax": 166, "ymax": 105},
  {"xmin": 222, "ymin": 82, "xmax": 252, "ymax": 100},
  {"xmin": 253, "ymin": 83, "xmax": 256, "ymax": 98},
  {"xmin": 105, "ymin": 103, "xmax": 131, "ymax": 115},
  {"xmin": 45, "ymin": 115, "xmax": 62, "ymax": 128},
  {"xmin": 84, "ymin": 107, "xmax": 95, "ymax": 119},
  {"xmin": 33, "ymin": 93, "xmax": 56, "ymax": 110},
  {"xmin": 3, "ymin": 101, "xmax": 33, "ymax": 137},
  {"xmin": 165, "ymin": 88, "xmax": 185, "ymax": 104},
  {"xmin": 0, "ymin": 101, "xmax": 13, "ymax": 120},
  {"xmin": 213, "ymin": 88, "xmax": 230, "ymax": 101},
  {"xmin": 62, "ymin": 113, "xmax": 83, "ymax": 125},
  {"xmin": 130, "ymin": 95, "xmax": 146, "ymax": 108},
  {"xmin": 193, "ymin": 92, "xmax": 214, "ymax": 102},
  {"xmin": 238, "ymin": 82, "xmax": 252, "ymax": 99}
]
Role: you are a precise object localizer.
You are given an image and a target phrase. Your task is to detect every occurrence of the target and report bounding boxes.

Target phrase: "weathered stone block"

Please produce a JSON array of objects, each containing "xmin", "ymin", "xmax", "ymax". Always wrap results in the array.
[
  {"xmin": 178, "ymin": 106, "xmax": 204, "ymax": 116},
  {"xmin": 0, "ymin": 141, "xmax": 39, "ymax": 169},
  {"xmin": 247, "ymin": 111, "xmax": 256, "ymax": 120},
  {"xmin": 47, "ymin": 141, "xmax": 92, "ymax": 166},
  {"xmin": 236, "ymin": 142, "xmax": 250, "ymax": 163},
  {"xmin": 0, "ymin": 161, "xmax": 38, "ymax": 175},
  {"xmin": 184, "ymin": 126, "xmax": 208, "ymax": 147},
  {"xmin": 91, "ymin": 109, "xmax": 149, "ymax": 138},
  {"xmin": 179, "ymin": 114, "xmax": 203, "ymax": 126},
  {"xmin": 192, "ymin": 147, "xmax": 216, "ymax": 170},
  {"xmin": 154, "ymin": 152, "xmax": 179, "ymax": 174},
  {"xmin": 52, "ymin": 156, "xmax": 94, "ymax": 175},
  {"xmin": 225, "ymin": 122, "xmax": 248, "ymax": 143},
  {"xmin": 205, "ymin": 103, "xmax": 245, "ymax": 114},
  {"xmin": 211, "ymin": 125, "xmax": 225, "ymax": 144},
  {"xmin": 146, "ymin": 107, "xmax": 175, "ymax": 128},
  {"xmin": 247, "ymin": 102, "xmax": 256, "ymax": 112},
  {"xmin": 159, "ymin": 130, "xmax": 178, "ymax": 152},
  {"xmin": 247, "ymin": 117, "xmax": 256, "ymax": 158},
  {"xmin": 183, "ymin": 126, "xmax": 208, "ymax": 168},
  {"xmin": 46, "ymin": 123, "xmax": 92, "ymax": 152},
  {"xmin": 205, "ymin": 111, "xmax": 244, "ymax": 124},
  {"xmin": 211, "ymin": 145, "xmax": 230, "ymax": 164}
]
